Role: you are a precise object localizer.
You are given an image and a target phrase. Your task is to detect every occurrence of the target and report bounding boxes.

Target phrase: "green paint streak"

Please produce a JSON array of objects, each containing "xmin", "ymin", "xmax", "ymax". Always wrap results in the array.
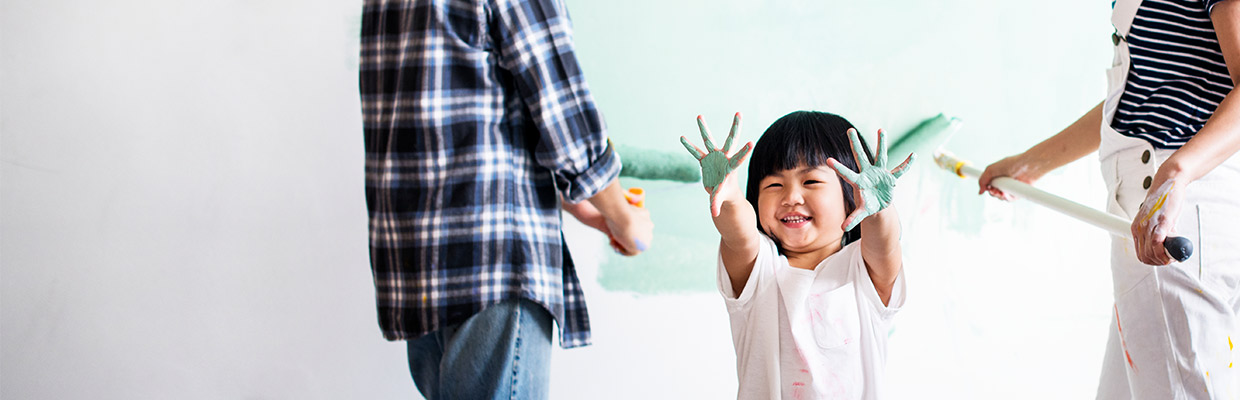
[
  {"xmin": 889, "ymin": 113, "xmax": 962, "ymax": 165},
  {"xmin": 596, "ymin": 178, "xmax": 721, "ymax": 294},
  {"xmin": 615, "ymin": 144, "xmax": 701, "ymax": 182},
  {"xmin": 598, "ymin": 232, "xmax": 718, "ymax": 294}
]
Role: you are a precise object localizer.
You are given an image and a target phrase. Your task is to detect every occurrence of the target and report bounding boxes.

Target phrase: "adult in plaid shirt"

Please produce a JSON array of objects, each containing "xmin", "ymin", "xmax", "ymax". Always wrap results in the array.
[{"xmin": 359, "ymin": 0, "xmax": 653, "ymax": 398}]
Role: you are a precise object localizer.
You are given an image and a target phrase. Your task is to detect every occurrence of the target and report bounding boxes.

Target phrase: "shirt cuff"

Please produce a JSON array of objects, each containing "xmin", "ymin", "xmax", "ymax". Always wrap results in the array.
[{"xmin": 560, "ymin": 140, "xmax": 621, "ymax": 203}]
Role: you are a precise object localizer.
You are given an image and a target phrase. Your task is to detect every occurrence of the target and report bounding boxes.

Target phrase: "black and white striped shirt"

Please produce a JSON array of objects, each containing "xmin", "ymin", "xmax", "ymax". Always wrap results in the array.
[{"xmin": 1112, "ymin": 0, "xmax": 1235, "ymax": 148}]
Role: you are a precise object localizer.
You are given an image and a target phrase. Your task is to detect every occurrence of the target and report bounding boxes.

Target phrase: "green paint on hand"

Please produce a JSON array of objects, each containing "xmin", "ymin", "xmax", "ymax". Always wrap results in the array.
[
  {"xmin": 699, "ymin": 151, "xmax": 731, "ymax": 188},
  {"xmin": 680, "ymin": 113, "xmax": 752, "ymax": 215},
  {"xmin": 831, "ymin": 129, "xmax": 915, "ymax": 231}
]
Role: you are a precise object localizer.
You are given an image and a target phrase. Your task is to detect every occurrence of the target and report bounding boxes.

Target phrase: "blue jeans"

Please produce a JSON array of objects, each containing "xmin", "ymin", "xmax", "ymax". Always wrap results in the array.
[{"xmin": 406, "ymin": 299, "xmax": 553, "ymax": 400}]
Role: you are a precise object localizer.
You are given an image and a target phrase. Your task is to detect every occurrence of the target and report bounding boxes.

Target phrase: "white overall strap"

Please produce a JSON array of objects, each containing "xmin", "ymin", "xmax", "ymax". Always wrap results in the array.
[
  {"xmin": 1101, "ymin": 0, "xmax": 1149, "ymax": 158},
  {"xmin": 1112, "ymin": 0, "xmax": 1142, "ymax": 38}
]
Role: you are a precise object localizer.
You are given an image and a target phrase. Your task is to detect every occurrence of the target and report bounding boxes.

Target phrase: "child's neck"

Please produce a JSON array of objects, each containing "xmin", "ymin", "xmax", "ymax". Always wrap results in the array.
[{"xmin": 784, "ymin": 240, "xmax": 844, "ymax": 270}]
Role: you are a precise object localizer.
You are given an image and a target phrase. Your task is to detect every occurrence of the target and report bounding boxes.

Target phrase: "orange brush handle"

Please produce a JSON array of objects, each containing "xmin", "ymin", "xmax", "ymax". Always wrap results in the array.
[{"xmin": 623, "ymin": 187, "xmax": 645, "ymax": 208}]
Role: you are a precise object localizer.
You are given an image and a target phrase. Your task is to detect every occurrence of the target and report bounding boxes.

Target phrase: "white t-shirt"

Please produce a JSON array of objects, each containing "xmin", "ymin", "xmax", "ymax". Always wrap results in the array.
[{"xmin": 717, "ymin": 235, "xmax": 905, "ymax": 400}]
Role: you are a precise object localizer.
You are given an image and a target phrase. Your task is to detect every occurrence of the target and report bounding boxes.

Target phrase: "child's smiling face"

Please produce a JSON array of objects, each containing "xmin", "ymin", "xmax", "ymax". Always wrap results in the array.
[{"xmin": 756, "ymin": 164, "xmax": 848, "ymax": 256}]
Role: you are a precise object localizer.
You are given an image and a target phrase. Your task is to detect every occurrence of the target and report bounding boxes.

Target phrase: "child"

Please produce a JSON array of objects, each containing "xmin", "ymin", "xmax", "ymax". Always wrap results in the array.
[{"xmin": 680, "ymin": 111, "xmax": 914, "ymax": 399}]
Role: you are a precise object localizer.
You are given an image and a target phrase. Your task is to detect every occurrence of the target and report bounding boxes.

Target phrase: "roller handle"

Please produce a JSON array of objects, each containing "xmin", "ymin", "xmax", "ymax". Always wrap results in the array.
[
  {"xmin": 935, "ymin": 151, "xmax": 1193, "ymax": 263},
  {"xmin": 1164, "ymin": 236, "xmax": 1193, "ymax": 263}
]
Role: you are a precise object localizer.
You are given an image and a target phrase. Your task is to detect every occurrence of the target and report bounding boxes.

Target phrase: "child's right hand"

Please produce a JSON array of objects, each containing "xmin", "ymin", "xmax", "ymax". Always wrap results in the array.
[{"xmin": 680, "ymin": 113, "xmax": 754, "ymax": 217}]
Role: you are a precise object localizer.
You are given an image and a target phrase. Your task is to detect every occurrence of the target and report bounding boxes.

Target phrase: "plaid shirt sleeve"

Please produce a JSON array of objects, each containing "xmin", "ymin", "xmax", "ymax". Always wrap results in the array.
[{"xmin": 490, "ymin": 0, "xmax": 619, "ymax": 203}]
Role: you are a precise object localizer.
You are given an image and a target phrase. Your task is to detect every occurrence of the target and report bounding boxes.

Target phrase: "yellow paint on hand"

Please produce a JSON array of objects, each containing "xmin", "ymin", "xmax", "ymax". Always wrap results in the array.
[{"xmin": 1140, "ymin": 181, "xmax": 1175, "ymax": 224}]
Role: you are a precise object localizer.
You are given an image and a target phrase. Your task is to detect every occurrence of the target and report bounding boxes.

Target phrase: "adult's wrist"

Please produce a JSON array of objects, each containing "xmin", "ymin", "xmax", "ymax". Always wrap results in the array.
[{"xmin": 586, "ymin": 180, "xmax": 631, "ymax": 221}]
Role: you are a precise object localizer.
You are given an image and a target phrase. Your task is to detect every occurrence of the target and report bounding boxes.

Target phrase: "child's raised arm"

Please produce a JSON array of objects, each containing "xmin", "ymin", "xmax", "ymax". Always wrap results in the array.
[
  {"xmin": 681, "ymin": 113, "xmax": 759, "ymax": 296},
  {"xmin": 827, "ymin": 129, "xmax": 914, "ymax": 306}
]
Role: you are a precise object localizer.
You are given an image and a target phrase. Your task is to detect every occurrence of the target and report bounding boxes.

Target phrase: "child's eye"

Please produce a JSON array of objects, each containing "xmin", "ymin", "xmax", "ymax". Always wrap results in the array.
[
  {"xmin": 804, "ymin": 180, "xmax": 823, "ymax": 185},
  {"xmin": 763, "ymin": 183, "xmax": 782, "ymax": 189}
]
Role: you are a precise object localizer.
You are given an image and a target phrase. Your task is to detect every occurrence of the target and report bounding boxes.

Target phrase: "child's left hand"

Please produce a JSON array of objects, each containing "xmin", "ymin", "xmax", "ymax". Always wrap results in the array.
[{"xmin": 828, "ymin": 128, "xmax": 915, "ymax": 231}]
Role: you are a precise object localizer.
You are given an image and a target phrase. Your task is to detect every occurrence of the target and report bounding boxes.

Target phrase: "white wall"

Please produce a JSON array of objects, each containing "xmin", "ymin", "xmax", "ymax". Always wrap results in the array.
[{"xmin": 2, "ymin": 0, "xmax": 1117, "ymax": 398}]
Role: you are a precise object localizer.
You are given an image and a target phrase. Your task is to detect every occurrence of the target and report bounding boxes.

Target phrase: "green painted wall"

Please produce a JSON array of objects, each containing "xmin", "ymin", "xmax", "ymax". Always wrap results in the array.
[{"xmin": 565, "ymin": 0, "xmax": 1112, "ymax": 294}]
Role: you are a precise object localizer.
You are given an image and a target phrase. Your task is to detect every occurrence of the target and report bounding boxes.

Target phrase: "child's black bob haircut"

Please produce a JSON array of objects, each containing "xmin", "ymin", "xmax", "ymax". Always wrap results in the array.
[{"xmin": 744, "ymin": 111, "xmax": 874, "ymax": 251}]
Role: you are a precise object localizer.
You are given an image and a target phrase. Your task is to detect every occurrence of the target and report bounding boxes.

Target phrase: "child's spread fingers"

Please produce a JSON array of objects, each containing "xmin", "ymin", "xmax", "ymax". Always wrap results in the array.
[
  {"xmin": 876, "ymin": 129, "xmax": 888, "ymax": 168},
  {"xmin": 728, "ymin": 142, "xmax": 753, "ymax": 171},
  {"xmin": 697, "ymin": 115, "xmax": 718, "ymax": 150},
  {"xmin": 827, "ymin": 158, "xmax": 859, "ymax": 184},
  {"xmin": 680, "ymin": 136, "xmax": 706, "ymax": 160},
  {"xmin": 846, "ymin": 128, "xmax": 871, "ymax": 166},
  {"xmin": 722, "ymin": 112, "xmax": 741, "ymax": 153},
  {"xmin": 891, "ymin": 153, "xmax": 915, "ymax": 179}
]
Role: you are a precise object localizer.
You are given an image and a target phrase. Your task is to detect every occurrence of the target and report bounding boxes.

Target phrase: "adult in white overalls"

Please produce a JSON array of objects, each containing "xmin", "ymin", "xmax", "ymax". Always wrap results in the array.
[{"xmin": 978, "ymin": 1, "xmax": 1240, "ymax": 398}]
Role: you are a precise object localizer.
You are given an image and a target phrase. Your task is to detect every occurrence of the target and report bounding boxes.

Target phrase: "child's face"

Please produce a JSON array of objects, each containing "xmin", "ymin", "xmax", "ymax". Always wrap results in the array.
[{"xmin": 756, "ymin": 165, "xmax": 848, "ymax": 255}]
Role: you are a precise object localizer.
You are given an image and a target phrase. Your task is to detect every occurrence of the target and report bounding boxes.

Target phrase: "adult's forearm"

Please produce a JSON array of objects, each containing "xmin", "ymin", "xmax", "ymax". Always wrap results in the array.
[
  {"xmin": 1161, "ymin": 90, "xmax": 1240, "ymax": 183},
  {"xmin": 587, "ymin": 179, "xmax": 631, "ymax": 222},
  {"xmin": 1022, "ymin": 101, "xmax": 1104, "ymax": 172}
]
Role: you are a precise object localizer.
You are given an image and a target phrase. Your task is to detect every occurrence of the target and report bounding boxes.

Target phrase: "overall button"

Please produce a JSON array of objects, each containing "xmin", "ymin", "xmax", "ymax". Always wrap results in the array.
[
  {"xmin": 1141, "ymin": 150, "xmax": 1150, "ymax": 164},
  {"xmin": 1143, "ymin": 176, "xmax": 1152, "ymax": 189},
  {"xmin": 1113, "ymin": 32, "xmax": 1121, "ymax": 46}
]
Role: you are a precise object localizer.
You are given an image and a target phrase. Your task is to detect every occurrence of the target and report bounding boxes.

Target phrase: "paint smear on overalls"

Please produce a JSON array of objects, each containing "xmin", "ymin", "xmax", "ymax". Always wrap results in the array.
[{"xmin": 1116, "ymin": 304, "xmax": 1138, "ymax": 373}]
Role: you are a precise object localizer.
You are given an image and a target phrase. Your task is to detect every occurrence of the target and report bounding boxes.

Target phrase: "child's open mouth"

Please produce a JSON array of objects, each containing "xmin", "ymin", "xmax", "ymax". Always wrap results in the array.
[{"xmin": 780, "ymin": 215, "xmax": 812, "ymax": 226}]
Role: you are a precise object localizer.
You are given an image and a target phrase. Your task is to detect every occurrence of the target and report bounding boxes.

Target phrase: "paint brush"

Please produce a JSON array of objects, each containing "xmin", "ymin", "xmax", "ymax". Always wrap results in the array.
[
  {"xmin": 934, "ymin": 150, "xmax": 1193, "ymax": 262},
  {"xmin": 608, "ymin": 187, "xmax": 647, "ymax": 252}
]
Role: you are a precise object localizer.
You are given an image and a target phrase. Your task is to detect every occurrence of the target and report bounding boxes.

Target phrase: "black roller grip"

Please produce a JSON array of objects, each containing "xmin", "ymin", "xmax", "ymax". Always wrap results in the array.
[{"xmin": 1164, "ymin": 236, "xmax": 1193, "ymax": 263}]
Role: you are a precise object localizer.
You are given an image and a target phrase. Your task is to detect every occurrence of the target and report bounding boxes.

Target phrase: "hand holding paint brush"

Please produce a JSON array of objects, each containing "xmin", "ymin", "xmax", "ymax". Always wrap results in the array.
[
  {"xmin": 562, "ymin": 186, "xmax": 650, "ymax": 255},
  {"xmin": 603, "ymin": 188, "xmax": 646, "ymax": 252}
]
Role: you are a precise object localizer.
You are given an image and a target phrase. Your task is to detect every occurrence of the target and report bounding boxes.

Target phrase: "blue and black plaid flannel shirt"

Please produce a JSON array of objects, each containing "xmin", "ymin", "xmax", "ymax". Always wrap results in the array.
[{"xmin": 359, "ymin": 0, "xmax": 618, "ymax": 348}]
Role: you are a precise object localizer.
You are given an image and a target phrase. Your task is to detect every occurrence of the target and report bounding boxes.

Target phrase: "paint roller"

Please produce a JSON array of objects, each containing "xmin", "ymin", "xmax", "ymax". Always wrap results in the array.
[
  {"xmin": 615, "ymin": 143, "xmax": 702, "ymax": 183},
  {"xmin": 934, "ymin": 151, "xmax": 1194, "ymax": 263}
]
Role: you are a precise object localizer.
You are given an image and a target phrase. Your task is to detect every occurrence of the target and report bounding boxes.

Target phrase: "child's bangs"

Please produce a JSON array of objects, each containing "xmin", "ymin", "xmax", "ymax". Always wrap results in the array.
[{"xmin": 746, "ymin": 111, "xmax": 865, "ymax": 183}]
